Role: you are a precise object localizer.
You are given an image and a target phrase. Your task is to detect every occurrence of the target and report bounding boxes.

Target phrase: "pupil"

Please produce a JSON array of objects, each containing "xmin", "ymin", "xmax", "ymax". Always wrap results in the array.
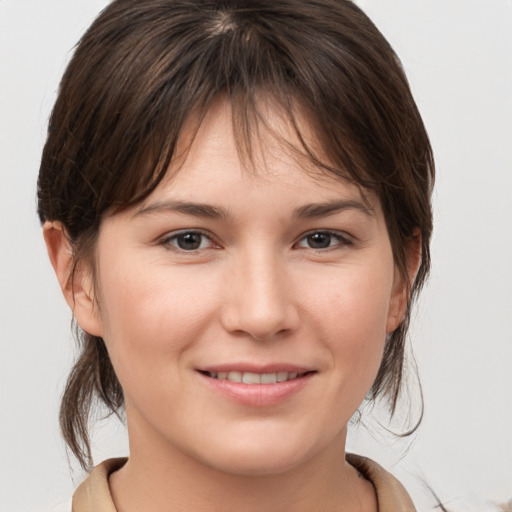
[
  {"xmin": 178, "ymin": 233, "xmax": 201, "ymax": 250},
  {"xmin": 308, "ymin": 232, "xmax": 331, "ymax": 248}
]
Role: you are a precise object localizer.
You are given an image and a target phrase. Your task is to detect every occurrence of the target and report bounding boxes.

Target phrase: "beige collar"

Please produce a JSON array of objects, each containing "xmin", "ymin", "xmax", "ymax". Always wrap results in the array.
[
  {"xmin": 346, "ymin": 453, "xmax": 416, "ymax": 512},
  {"xmin": 73, "ymin": 454, "xmax": 416, "ymax": 511},
  {"xmin": 72, "ymin": 457, "xmax": 125, "ymax": 512}
]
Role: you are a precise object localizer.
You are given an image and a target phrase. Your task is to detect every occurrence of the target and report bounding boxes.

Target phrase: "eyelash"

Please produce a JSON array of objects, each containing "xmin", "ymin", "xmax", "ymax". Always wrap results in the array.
[
  {"xmin": 294, "ymin": 230, "xmax": 353, "ymax": 251},
  {"xmin": 160, "ymin": 230, "xmax": 218, "ymax": 252},
  {"xmin": 160, "ymin": 229, "xmax": 352, "ymax": 253}
]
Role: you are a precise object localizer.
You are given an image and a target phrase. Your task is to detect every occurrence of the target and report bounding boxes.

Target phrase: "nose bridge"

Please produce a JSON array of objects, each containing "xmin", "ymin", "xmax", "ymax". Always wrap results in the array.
[{"xmin": 222, "ymin": 244, "xmax": 297, "ymax": 340}]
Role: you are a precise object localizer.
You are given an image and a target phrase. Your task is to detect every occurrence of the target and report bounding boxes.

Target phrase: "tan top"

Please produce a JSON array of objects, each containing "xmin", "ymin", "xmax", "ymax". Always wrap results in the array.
[{"xmin": 72, "ymin": 453, "xmax": 416, "ymax": 511}]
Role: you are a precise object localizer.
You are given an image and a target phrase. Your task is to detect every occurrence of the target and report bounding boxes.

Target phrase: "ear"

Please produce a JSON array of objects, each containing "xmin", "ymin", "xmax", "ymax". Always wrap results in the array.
[
  {"xmin": 386, "ymin": 229, "xmax": 422, "ymax": 333},
  {"xmin": 43, "ymin": 221, "xmax": 103, "ymax": 337}
]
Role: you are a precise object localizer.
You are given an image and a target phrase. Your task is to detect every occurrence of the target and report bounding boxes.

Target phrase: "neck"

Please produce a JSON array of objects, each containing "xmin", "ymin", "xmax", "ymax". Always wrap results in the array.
[{"xmin": 109, "ymin": 422, "xmax": 376, "ymax": 512}]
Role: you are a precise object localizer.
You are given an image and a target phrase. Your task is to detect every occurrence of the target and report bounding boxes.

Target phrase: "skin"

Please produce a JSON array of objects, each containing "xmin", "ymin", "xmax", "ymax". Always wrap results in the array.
[{"xmin": 44, "ymin": 99, "xmax": 418, "ymax": 511}]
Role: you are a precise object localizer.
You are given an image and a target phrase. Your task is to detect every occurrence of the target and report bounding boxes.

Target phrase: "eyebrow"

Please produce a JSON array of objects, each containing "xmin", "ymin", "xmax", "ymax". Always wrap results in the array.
[
  {"xmin": 294, "ymin": 199, "xmax": 374, "ymax": 218},
  {"xmin": 134, "ymin": 200, "xmax": 229, "ymax": 219},
  {"xmin": 134, "ymin": 198, "xmax": 373, "ymax": 220}
]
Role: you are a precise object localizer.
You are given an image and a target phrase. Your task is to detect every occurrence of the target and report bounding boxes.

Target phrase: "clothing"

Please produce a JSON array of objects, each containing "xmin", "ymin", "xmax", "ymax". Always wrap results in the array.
[{"xmin": 72, "ymin": 453, "xmax": 416, "ymax": 511}]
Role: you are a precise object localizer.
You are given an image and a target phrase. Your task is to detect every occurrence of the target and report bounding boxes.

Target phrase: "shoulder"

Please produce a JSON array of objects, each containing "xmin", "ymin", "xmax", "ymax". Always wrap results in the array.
[
  {"xmin": 76, "ymin": 455, "xmax": 413, "ymax": 511},
  {"xmin": 347, "ymin": 453, "xmax": 510, "ymax": 512},
  {"xmin": 72, "ymin": 458, "xmax": 127, "ymax": 512},
  {"xmin": 347, "ymin": 453, "xmax": 417, "ymax": 512},
  {"xmin": 75, "ymin": 455, "xmax": 411, "ymax": 512}
]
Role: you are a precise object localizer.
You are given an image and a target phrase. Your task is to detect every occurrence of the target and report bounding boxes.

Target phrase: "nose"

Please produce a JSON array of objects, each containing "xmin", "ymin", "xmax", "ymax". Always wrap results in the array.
[{"xmin": 220, "ymin": 250, "xmax": 300, "ymax": 341}]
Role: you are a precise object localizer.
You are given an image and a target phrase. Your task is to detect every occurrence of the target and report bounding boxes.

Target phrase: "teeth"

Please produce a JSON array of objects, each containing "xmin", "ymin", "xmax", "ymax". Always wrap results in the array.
[
  {"xmin": 242, "ymin": 372, "xmax": 261, "ymax": 384},
  {"xmin": 260, "ymin": 373, "xmax": 277, "ymax": 384},
  {"xmin": 277, "ymin": 371, "xmax": 288, "ymax": 382},
  {"xmin": 227, "ymin": 371, "xmax": 242, "ymax": 383},
  {"xmin": 208, "ymin": 371, "xmax": 303, "ymax": 384}
]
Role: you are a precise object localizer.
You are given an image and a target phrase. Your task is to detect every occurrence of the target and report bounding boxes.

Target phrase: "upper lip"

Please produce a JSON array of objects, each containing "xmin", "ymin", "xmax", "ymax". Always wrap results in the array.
[{"xmin": 197, "ymin": 363, "xmax": 314, "ymax": 374}]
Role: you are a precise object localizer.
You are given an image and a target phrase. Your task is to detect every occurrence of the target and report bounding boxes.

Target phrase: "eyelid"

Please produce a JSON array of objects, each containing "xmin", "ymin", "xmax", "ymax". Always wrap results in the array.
[
  {"xmin": 159, "ymin": 229, "xmax": 219, "ymax": 251},
  {"xmin": 157, "ymin": 228, "xmax": 353, "ymax": 252},
  {"xmin": 294, "ymin": 229, "xmax": 354, "ymax": 250}
]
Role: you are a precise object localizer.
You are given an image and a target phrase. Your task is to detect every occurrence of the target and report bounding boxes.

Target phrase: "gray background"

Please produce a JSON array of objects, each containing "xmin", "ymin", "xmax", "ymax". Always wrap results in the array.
[{"xmin": 1, "ymin": 0, "xmax": 511, "ymax": 510}]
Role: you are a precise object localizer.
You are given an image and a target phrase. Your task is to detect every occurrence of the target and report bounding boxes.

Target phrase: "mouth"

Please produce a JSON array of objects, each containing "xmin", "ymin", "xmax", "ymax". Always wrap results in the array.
[
  {"xmin": 196, "ymin": 366, "xmax": 316, "ymax": 406},
  {"xmin": 198, "ymin": 370, "xmax": 314, "ymax": 384}
]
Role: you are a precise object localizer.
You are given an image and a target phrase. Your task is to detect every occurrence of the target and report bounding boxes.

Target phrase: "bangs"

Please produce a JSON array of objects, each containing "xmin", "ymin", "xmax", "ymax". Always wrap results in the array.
[{"xmin": 39, "ymin": 0, "xmax": 424, "ymax": 239}]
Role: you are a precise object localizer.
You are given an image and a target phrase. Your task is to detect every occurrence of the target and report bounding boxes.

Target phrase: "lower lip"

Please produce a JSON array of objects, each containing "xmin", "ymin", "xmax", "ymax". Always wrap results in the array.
[{"xmin": 197, "ymin": 372, "xmax": 315, "ymax": 407}]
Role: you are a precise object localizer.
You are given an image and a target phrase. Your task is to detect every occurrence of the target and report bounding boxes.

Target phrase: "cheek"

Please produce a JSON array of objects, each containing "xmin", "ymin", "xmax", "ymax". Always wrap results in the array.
[
  {"xmin": 304, "ymin": 263, "xmax": 393, "ymax": 381},
  {"xmin": 95, "ymin": 263, "xmax": 218, "ymax": 381},
  {"xmin": 307, "ymin": 259, "xmax": 393, "ymax": 329}
]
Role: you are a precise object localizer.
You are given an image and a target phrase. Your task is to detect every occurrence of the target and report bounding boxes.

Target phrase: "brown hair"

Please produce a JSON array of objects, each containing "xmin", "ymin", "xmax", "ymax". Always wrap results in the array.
[{"xmin": 38, "ymin": 0, "xmax": 434, "ymax": 470}]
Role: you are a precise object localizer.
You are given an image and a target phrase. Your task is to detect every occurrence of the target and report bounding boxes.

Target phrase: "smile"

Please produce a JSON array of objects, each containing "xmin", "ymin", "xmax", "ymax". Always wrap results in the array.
[
  {"xmin": 201, "ymin": 370, "xmax": 310, "ymax": 384},
  {"xmin": 198, "ymin": 368, "xmax": 315, "ymax": 406}
]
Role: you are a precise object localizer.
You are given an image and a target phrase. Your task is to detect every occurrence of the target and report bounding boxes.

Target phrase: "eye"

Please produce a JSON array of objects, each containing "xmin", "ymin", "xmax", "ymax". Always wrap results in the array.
[
  {"xmin": 295, "ymin": 230, "xmax": 351, "ymax": 250},
  {"xmin": 162, "ymin": 230, "xmax": 216, "ymax": 251}
]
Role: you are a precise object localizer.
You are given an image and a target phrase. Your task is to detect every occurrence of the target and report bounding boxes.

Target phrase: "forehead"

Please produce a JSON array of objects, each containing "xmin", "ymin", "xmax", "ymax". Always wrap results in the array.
[
  {"xmin": 135, "ymin": 98, "xmax": 379, "ymax": 218},
  {"xmin": 156, "ymin": 97, "xmax": 362, "ymax": 193}
]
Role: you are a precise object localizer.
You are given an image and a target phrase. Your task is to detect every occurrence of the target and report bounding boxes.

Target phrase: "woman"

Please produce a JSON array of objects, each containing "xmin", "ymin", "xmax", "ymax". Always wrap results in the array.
[{"xmin": 38, "ymin": 0, "xmax": 434, "ymax": 510}]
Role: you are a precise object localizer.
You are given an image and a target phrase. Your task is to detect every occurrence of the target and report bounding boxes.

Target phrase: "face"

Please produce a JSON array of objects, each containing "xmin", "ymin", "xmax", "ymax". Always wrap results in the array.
[{"xmin": 76, "ymin": 100, "xmax": 407, "ymax": 476}]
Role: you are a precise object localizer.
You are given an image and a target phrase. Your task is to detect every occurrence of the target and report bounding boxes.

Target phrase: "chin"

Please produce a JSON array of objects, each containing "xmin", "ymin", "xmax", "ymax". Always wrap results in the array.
[
  {"xmin": 189, "ymin": 426, "xmax": 337, "ymax": 477},
  {"xmin": 203, "ymin": 448, "xmax": 307, "ymax": 477}
]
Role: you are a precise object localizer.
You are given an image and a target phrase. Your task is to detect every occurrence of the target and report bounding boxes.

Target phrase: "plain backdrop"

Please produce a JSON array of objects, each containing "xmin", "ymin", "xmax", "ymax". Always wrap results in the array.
[{"xmin": 1, "ymin": 1, "xmax": 511, "ymax": 511}]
